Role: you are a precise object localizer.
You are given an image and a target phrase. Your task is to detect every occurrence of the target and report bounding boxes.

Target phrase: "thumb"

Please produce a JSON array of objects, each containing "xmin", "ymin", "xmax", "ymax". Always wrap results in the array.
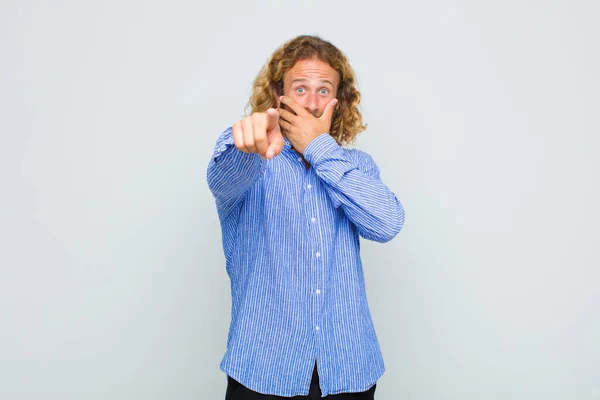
[
  {"xmin": 266, "ymin": 131, "xmax": 284, "ymax": 159},
  {"xmin": 320, "ymin": 98, "xmax": 338, "ymax": 122},
  {"xmin": 266, "ymin": 108, "xmax": 280, "ymax": 131}
]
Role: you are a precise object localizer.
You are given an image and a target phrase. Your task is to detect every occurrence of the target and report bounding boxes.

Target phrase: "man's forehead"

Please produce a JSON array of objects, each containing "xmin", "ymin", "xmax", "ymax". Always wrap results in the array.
[{"xmin": 284, "ymin": 58, "xmax": 339, "ymax": 83}]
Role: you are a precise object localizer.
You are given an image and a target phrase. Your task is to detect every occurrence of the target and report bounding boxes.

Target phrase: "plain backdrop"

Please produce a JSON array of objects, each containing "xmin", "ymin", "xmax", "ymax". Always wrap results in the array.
[{"xmin": 1, "ymin": 1, "xmax": 599, "ymax": 399}]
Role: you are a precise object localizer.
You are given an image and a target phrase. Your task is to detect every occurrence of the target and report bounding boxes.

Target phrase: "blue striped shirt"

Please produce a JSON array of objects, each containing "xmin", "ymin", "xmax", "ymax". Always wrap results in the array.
[{"xmin": 207, "ymin": 127, "xmax": 404, "ymax": 397}]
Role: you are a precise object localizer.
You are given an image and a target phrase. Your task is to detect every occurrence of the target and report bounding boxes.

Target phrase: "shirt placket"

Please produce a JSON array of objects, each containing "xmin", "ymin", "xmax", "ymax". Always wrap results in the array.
[{"xmin": 301, "ymin": 165, "xmax": 324, "ymax": 351}]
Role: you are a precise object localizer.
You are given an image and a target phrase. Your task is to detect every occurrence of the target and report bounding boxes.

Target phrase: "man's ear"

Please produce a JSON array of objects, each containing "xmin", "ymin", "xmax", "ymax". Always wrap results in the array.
[{"xmin": 272, "ymin": 81, "xmax": 284, "ymax": 107}]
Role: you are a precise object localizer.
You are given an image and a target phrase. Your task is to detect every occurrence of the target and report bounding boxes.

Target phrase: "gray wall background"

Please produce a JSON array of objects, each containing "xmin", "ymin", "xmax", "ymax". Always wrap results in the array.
[{"xmin": 1, "ymin": 1, "xmax": 598, "ymax": 399}]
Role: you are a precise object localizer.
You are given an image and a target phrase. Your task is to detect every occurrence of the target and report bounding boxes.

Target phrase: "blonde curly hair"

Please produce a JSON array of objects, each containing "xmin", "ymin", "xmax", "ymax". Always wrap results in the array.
[{"xmin": 246, "ymin": 35, "xmax": 366, "ymax": 145}]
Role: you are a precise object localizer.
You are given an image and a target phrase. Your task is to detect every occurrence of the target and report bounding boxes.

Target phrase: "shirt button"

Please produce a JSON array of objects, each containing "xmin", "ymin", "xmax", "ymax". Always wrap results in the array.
[
  {"xmin": 307, "ymin": 184, "xmax": 312, "ymax": 189},
  {"xmin": 311, "ymin": 217, "xmax": 316, "ymax": 223},
  {"xmin": 315, "ymin": 252, "xmax": 321, "ymax": 258},
  {"xmin": 315, "ymin": 326, "xmax": 320, "ymax": 331},
  {"xmin": 298, "ymin": 157, "xmax": 302, "ymax": 161},
  {"xmin": 316, "ymin": 289, "xmax": 321, "ymax": 295}
]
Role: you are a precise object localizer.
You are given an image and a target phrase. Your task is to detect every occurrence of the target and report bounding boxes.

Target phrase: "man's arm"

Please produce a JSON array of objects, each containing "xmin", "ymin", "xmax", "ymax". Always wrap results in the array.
[
  {"xmin": 207, "ymin": 127, "xmax": 265, "ymax": 218},
  {"xmin": 277, "ymin": 96, "xmax": 404, "ymax": 242},
  {"xmin": 207, "ymin": 109, "xmax": 285, "ymax": 218},
  {"xmin": 303, "ymin": 134, "xmax": 405, "ymax": 243}
]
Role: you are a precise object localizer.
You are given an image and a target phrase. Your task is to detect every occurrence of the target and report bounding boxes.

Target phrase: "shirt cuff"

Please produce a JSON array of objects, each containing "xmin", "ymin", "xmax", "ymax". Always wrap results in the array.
[
  {"xmin": 212, "ymin": 127, "xmax": 234, "ymax": 159},
  {"xmin": 303, "ymin": 134, "xmax": 341, "ymax": 165}
]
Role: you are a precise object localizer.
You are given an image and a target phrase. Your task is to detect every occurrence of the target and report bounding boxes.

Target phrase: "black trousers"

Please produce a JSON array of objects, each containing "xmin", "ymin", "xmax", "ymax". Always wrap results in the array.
[{"xmin": 225, "ymin": 365, "xmax": 376, "ymax": 399}]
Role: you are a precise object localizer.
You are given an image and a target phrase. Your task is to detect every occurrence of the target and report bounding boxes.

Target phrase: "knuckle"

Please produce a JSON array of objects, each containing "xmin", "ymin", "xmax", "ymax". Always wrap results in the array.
[
  {"xmin": 240, "ymin": 119, "xmax": 250, "ymax": 132},
  {"xmin": 252, "ymin": 112, "xmax": 266, "ymax": 123}
]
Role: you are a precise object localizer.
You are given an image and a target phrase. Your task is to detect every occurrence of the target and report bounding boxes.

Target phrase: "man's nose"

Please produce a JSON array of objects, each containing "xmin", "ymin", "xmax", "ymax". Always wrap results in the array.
[{"xmin": 304, "ymin": 92, "xmax": 320, "ymax": 115}]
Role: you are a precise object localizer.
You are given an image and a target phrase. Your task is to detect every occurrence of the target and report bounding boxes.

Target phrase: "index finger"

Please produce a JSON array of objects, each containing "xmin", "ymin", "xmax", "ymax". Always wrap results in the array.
[
  {"xmin": 279, "ymin": 96, "xmax": 308, "ymax": 117},
  {"xmin": 277, "ymin": 107, "xmax": 297, "ymax": 124}
]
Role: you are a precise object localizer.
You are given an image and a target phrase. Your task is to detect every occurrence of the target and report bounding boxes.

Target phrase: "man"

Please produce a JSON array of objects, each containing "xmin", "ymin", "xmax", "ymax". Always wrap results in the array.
[{"xmin": 207, "ymin": 35, "xmax": 404, "ymax": 399}]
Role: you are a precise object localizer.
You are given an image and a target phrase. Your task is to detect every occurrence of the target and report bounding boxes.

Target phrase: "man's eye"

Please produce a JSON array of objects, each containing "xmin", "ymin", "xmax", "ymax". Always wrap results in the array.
[
  {"xmin": 320, "ymin": 88, "xmax": 329, "ymax": 95},
  {"xmin": 296, "ymin": 87, "xmax": 305, "ymax": 93}
]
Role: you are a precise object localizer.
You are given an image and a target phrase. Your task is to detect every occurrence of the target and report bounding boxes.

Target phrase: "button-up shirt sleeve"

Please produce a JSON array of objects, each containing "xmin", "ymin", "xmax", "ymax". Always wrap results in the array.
[
  {"xmin": 303, "ymin": 133, "xmax": 405, "ymax": 243},
  {"xmin": 207, "ymin": 127, "xmax": 266, "ymax": 218}
]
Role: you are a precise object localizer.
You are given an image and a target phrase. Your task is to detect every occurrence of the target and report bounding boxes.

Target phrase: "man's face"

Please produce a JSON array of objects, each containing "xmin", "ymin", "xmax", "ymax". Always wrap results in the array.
[{"xmin": 280, "ymin": 57, "xmax": 340, "ymax": 118}]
